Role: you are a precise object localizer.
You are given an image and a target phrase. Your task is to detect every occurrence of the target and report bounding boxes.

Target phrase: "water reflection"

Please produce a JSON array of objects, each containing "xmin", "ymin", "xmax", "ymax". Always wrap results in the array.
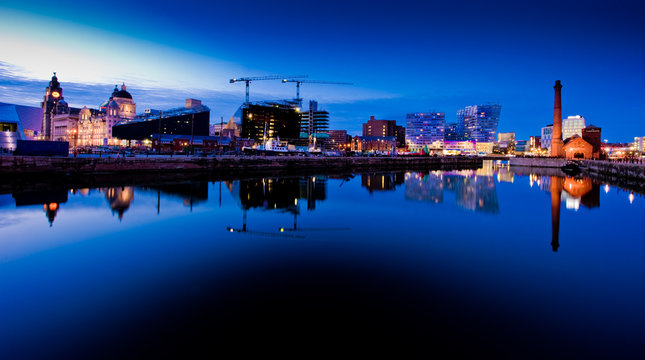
[
  {"xmin": 2, "ymin": 163, "xmax": 644, "ymax": 359},
  {"xmin": 226, "ymin": 176, "xmax": 329, "ymax": 236},
  {"xmin": 104, "ymin": 187, "xmax": 134, "ymax": 220},
  {"xmin": 0, "ymin": 161, "xmax": 639, "ymax": 238},
  {"xmin": 12, "ymin": 190, "xmax": 68, "ymax": 226},
  {"xmin": 362, "ymin": 173, "xmax": 405, "ymax": 193},
  {"xmin": 403, "ymin": 170, "xmax": 501, "ymax": 213}
]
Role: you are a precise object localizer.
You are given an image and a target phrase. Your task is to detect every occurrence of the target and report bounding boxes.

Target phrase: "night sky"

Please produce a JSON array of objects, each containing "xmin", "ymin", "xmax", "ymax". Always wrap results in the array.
[{"xmin": 1, "ymin": 0, "xmax": 644, "ymax": 141}]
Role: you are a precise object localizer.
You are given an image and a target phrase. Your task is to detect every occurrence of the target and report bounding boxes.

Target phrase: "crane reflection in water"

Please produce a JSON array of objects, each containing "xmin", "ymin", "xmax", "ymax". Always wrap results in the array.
[{"xmin": 226, "ymin": 176, "xmax": 334, "ymax": 238}]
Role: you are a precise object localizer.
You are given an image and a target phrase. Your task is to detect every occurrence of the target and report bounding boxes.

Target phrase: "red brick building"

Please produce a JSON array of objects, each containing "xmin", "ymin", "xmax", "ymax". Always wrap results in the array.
[{"xmin": 563, "ymin": 135, "xmax": 593, "ymax": 159}]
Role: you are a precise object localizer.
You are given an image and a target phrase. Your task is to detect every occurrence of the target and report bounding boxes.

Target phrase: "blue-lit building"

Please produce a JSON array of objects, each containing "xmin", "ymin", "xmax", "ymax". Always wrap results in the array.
[
  {"xmin": 405, "ymin": 112, "xmax": 445, "ymax": 151},
  {"xmin": 0, "ymin": 102, "xmax": 43, "ymax": 150},
  {"xmin": 456, "ymin": 104, "xmax": 502, "ymax": 142}
]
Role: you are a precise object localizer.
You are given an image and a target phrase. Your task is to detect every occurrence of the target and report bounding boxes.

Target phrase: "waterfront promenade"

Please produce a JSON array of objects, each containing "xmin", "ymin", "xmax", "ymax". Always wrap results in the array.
[{"xmin": 0, "ymin": 155, "xmax": 482, "ymax": 176}]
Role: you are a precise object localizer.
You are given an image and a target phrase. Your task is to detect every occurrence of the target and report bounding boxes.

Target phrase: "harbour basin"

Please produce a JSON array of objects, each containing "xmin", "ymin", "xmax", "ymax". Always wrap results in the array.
[{"xmin": 0, "ymin": 161, "xmax": 644, "ymax": 358}]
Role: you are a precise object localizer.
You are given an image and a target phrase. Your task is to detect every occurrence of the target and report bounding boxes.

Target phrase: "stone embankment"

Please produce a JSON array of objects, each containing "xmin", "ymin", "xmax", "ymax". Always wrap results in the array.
[
  {"xmin": 509, "ymin": 157, "xmax": 645, "ymax": 182},
  {"xmin": 508, "ymin": 158, "xmax": 568, "ymax": 168},
  {"xmin": 0, "ymin": 155, "xmax": 482, "ymax": 176},
  {"xmin": 583, "ymin": 160, "xmax": 645, "ymax": 180}
]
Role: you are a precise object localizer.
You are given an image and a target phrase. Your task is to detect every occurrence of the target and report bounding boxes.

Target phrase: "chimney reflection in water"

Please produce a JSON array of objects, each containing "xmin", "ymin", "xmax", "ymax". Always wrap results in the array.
[{"xmin": 550, "ymin": 176, "xmax": 563, "ymax": 252}]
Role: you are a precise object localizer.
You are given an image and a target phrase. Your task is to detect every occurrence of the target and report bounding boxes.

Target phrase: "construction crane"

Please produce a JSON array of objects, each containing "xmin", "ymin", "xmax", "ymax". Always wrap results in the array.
[
  {"xmin": 281, "ymin": 79, "xmax": 354, "ymax": 104},
  {"xmin": 230, "ymin": 75, "xmax": 308, "ymax": 104}
]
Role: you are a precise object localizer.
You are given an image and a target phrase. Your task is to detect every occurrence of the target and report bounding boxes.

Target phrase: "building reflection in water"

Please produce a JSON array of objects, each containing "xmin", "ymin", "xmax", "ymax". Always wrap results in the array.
[
  {"xmin": 403, "ymin": 161, "xmax": 502, "ymax": 214},
  {"xmin": 227, "ymin": 176, "xmax": 328, "ymax": 235},
  {"xmin": 143, "ymin": 182, "xmax": 209, "ymax": 211},
  {"xmin": 362, "ymin": 173, "xmax": 405, "ymax": 193},
  {"xmin": 103, "ymin": 187, "xmax": 135, "ymax": 220},
  {"xmin": 12, "ymin": 190, "xmax": 69, "ymax": 227},
  {"xmin": 540, "ymin": 175, "xmax": 600, "ymax": 252},
  {"xmin": 550, "ymin": 176, "xmax": 563, "ymax": 252},
  {"xmin": 231, "ymin": 177, "xmax": 327, "ymax": 212}
]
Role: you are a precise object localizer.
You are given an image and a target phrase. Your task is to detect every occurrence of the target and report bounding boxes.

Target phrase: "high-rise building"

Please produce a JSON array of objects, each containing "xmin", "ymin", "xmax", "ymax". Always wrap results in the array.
[
  {"xmin": 456, "ymin": 104, "xmax": 501, "ymax": 142},
  {"xmin": 562, "ymin": 115, "xmax": 586, "ymax": 140},
  {"xmin": 405, "ymin": 112, "xmax": 445, "ymax": 151},
  {"xmin": 445, "ymin": 122, "xmax": 459, "ymax": 141},
  {"xmin": 300, "ymin": 100, "xmax": 329, "ymax": 147}
]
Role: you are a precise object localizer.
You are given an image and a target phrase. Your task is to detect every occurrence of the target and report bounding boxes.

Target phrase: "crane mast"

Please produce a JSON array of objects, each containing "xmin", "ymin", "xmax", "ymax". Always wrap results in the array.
[{"xmin": 281, "ymin": 79, "xmax": 354, "ymax": 106}]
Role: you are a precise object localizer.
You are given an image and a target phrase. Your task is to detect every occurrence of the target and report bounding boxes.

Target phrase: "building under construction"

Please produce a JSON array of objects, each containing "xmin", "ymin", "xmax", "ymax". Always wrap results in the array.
[{"xmin": 231, "ymin": 100, "xmax": 302, "ymax": 143}]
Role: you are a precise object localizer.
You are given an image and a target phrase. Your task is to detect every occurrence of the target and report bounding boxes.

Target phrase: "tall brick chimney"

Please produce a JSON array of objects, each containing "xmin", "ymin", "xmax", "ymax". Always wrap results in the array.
[{"xmin": 551, "ymin": 80, "xmax": 564, "ymax": 157}]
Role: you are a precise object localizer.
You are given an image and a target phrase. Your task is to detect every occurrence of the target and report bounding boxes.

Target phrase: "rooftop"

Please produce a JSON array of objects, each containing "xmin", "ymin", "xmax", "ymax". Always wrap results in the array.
[{"xmin": 117, "ymin": 104, "xmax": 210, "ymax": 126}]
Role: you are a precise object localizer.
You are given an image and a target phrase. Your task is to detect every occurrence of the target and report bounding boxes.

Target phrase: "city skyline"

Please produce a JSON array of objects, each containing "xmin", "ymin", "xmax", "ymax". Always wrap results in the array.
[{"xmin": 0, "ymin": 1, "xmax": 644, "ymax": 141}]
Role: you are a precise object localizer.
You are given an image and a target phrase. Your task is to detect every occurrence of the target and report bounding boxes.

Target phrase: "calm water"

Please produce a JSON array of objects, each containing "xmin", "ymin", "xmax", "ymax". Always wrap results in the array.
[{"xmin": 1, "ymin": 161, "xmax": 644, "ymax": 358}]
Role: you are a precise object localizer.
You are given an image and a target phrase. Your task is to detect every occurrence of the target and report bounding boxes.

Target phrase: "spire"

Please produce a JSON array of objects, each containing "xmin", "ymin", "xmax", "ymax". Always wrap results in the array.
[{"xmin": 121, "ymin": 83, "xmax": 126, "ymax": 91}]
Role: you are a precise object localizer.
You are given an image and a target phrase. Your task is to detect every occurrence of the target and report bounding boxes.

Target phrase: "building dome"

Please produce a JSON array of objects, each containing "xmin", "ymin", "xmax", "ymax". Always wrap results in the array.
[{"xmin": 112, "ymin": 83, "xmax": 132, "ymax": 99}]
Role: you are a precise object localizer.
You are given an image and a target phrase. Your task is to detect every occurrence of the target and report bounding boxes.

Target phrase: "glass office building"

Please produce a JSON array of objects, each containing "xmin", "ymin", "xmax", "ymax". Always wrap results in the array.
[
  {"xmin": 456, "ymin": 104, "xmax": 502, "ymax": 142},
  {"xmin": 405, "ymin": 112, "xmax": 445, "ymax": 151}
]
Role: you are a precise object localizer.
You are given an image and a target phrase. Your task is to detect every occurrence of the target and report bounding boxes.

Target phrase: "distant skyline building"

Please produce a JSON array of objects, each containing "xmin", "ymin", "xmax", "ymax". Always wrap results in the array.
[
  {"xmin": 300, "ymin": 100, "xmax": 329, "ymax": 147},
  {"xmin": 329, "ymin": 130, "xmax": 350, "ymax": 149},
  {"xmin": 529, "ymin": 135, "xmax": 541, "ymax": 151},
  {"xmin": 362, "ymin": 116, "xmax": 396, "ymax": 137},
  {"xmin": 405, "ymin": 112, "xmax": 445, "ymax": 151},
  {"xmin": 496, "ymin": 132, "xmax": 515, "ymax": 153},
  {"xmin": 456, "ymin": 104, "xmax": 501, "ymax": 142},
  {"xmin": 362, "ymin": 116, "xmax": 405, "ymax": 147},
  {"xmin": 635, "ymin": 137, "xmax": 645, "ymax": 152},
  {"xmin": 563, "ymin": 115, "xmax": 586, "ymax": 140},
  {"xmin": 541, "ymin": 124, "xmax": 553, "ymax": 152}
]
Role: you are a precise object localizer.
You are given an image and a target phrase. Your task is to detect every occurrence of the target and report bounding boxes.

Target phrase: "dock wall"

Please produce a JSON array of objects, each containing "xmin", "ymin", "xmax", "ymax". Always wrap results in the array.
[{"xmin": 0, "ymin": 155, "xmax": 483, "ymax": 176}]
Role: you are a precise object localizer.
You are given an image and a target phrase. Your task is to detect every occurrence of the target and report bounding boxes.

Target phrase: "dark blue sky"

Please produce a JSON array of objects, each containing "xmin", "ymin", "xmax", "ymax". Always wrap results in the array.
[{"xmin": 0, "ymin": 0, "xmax": 644, "ymax": 140}]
